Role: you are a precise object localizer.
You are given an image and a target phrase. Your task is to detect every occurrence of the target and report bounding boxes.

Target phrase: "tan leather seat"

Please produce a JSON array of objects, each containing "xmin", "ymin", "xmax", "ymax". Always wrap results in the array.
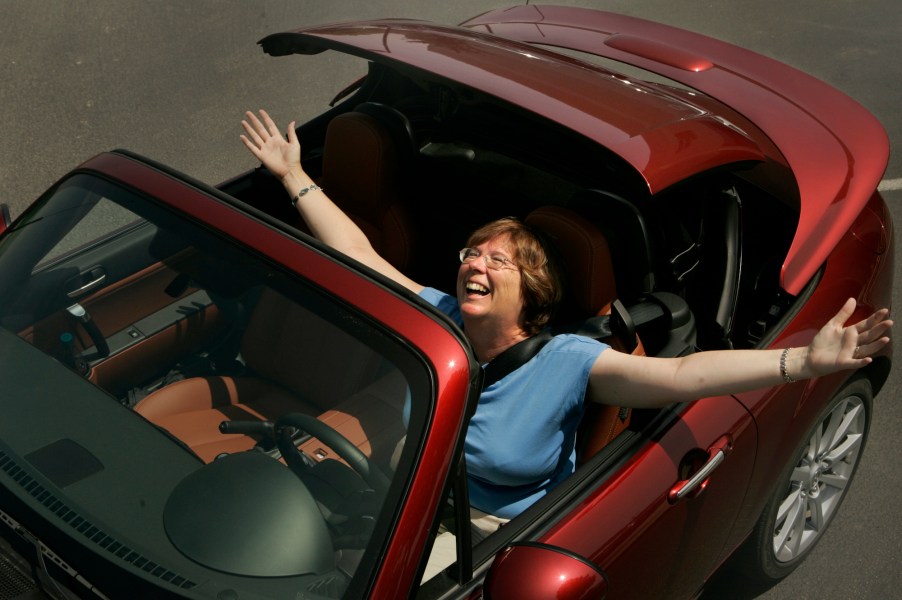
[
  {"xmin": 524, "ymin": 205, "xmax": 642, "ymax": 462},
  {"xmin": 135, "ymin": 290, "xmax": 386, "ymax": 463},
  {"xmin": 320, "ymin": 106, "xmax": 417, "ymax": 271},
  {"xmin": 135, "ymin": 376, "xmax": 317, "ymax": 463}
]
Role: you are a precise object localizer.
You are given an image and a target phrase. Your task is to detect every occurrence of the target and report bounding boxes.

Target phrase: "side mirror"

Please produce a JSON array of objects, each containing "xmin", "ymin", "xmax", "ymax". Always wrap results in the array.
[
  {"xmin": 0, "ymin": 203, "xmax": 10, "ymax": 236},
  {"xmin": 484, "ymin": 542, "xmax": 608, "ymax": 600}
]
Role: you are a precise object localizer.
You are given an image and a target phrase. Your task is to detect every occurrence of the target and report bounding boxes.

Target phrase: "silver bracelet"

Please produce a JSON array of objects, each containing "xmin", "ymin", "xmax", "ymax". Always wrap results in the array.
[
  {"xmin": 291, "ymin": 184, "xmax": 321, "ymax": 208},
  {"xmin": 780, "ymin": 347, "xmax": 795, "ymax": 383}
]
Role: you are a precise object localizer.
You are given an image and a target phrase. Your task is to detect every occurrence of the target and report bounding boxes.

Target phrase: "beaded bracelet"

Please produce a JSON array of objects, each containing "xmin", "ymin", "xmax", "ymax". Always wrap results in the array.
[
  {"xmin": 291, "ymin": 184, "xmax": 321, "ymax": 208},
  {"xmin": 780, "ymin": 347, "xmax": 795, "ymax": 383}
]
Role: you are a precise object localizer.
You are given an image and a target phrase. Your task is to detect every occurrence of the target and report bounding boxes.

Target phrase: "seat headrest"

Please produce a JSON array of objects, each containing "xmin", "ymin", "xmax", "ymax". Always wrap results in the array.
[
  {"xmin": 525, "ymin": 206, "xmax": 618, "ymax": 318},
  {"xmin": 322, "ymin": 111, "xmax": 400, "ymax": 224},
  {"xmin": 320, "ymin": 109, "xmax": 416, "ymax": 270}
]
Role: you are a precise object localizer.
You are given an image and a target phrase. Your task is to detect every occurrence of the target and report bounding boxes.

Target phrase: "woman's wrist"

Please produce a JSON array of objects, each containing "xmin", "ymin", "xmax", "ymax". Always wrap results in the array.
[
  {"xmin": 281, "ymin": 166, "xmax": 311, "ymax": 192},
  {"xmin": 781, "ymin": 346, "xmax": 812, "ymax": 383}
]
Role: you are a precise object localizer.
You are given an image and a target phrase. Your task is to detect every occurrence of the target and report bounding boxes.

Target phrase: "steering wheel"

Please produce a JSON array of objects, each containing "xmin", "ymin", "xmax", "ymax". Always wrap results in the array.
[{"xmin": 274, "ymin": 413, "xmax": 390, "ymax": 495}]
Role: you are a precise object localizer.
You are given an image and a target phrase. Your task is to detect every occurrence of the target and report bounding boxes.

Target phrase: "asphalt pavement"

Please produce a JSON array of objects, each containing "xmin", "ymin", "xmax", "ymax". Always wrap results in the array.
[{"xmin": 1, "ymin": 2, "xmax": 899, "ymax": 598}]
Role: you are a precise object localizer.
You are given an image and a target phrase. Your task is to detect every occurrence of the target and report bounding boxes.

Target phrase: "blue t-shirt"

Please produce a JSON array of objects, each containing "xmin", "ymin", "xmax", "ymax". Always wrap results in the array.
[{"xmin": 420, "ymin": 288, "xmax": 608, "ymax": 518}]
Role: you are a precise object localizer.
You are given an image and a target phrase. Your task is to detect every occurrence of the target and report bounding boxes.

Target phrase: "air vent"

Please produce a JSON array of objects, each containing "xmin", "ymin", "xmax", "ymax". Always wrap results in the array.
[
  {"xmin": 0, "ymin": 450, "xmax": 196, "ymax": 590},
  {"xmin": 0, "ymin": 551, "xmax": 36, "ymax": 600}
]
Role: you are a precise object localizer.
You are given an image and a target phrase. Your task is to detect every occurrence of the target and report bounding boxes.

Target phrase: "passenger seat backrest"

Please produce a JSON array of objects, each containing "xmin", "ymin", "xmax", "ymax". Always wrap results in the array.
[
  {"xmin": 569, "ymin": 189, "xmax": 655, "ymax": 305},
  {"xmin": 241, "ymin": 290, "xmax": 383, "ymax": 411},
  {"xmin": 321, "ymin": 106, "xmax": 417, "ymax": 271},
  {"xmin": 524, "ymin": 205, "xmax": 641, "ymax": 462},
  {"xmin": 524, "ymin": 206, "xmax": 618, "ymax": 319}
]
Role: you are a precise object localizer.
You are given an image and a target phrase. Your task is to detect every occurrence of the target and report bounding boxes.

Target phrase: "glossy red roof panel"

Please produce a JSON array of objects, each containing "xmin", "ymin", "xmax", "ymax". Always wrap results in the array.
[
  {"xmin": 260, "ymin": 21, "xmax": 766, "ymax": 194},
  {"xmin": 462, "ymin": 5, "xmax": 890, "ymax": 295},
  {"xmin": 263, "ymin": 6, "xmax": 888, "ymax": 295}
]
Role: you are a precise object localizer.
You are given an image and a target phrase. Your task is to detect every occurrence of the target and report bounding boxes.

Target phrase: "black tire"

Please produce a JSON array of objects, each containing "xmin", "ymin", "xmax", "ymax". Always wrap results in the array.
[{"xmin": 738, "ymin": 377, "xmax": 873, "ymax": 583}]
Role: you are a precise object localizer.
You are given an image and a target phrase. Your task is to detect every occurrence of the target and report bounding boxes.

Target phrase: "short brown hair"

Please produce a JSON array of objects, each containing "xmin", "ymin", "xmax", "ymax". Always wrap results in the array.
[{"xmin": 466, "ymin": 218, "xmax": 563, "ymax": 335}]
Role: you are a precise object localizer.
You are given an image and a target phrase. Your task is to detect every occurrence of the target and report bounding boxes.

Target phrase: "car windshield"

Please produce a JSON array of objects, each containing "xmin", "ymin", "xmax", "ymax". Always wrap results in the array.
[{"xmin": 0, "ymin": 173, "xmax": 429, "ymax": 598}]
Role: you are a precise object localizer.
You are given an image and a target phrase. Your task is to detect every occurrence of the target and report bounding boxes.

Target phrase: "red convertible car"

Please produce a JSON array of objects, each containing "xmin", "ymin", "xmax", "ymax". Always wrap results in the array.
[{"xmin": 0, "ymin": 6, "xmax": 892, "ymax": 599}]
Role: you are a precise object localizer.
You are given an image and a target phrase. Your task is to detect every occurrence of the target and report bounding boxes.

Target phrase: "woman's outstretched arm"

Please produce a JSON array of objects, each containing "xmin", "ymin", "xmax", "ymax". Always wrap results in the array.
[
  {"xmin": 589, "ymin": 298, "xmax": 892, "ymax": 408},
  {"xmin": 240, "ymin": 109, "xmax": 423, "ymax": 294}
]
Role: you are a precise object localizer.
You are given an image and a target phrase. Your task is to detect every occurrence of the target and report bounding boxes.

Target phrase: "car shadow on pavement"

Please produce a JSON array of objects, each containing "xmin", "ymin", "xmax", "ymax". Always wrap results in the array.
[{"xmin": 699, "ymin": 558, "xmax": 780, "ymax": 600}]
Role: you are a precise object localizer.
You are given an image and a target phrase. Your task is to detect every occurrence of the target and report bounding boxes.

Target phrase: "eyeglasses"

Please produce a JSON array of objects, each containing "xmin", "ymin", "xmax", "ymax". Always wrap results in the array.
[{"xmin": 459, "ymin": 248, "xmax": 518, "ymax": 271}]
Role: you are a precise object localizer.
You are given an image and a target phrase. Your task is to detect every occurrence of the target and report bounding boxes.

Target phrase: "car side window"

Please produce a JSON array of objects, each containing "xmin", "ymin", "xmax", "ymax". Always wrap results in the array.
[{"xmin": 36, "ymin": 196, "xmax": 144, "ymax": 268}]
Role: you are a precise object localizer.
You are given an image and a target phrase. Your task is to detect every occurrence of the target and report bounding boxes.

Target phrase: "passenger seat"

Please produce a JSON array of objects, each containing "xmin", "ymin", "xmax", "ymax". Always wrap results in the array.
[
  {"xmin": 525, "ymin": 206, "xmax": 643, "ymax": 462},
  {"xmin": 320, "ymin": 103, "xmax": 418, "ymax": 271}
]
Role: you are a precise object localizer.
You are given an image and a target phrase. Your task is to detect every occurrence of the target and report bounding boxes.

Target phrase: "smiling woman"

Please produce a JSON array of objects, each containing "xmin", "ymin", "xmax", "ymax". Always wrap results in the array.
[
  {"xmin": 240, "ymin": 107, "xmax": 891, "ymax": 529},
  {"xmin": 458, "ymin": 219, "xmax": 564, "ymax": 340}
]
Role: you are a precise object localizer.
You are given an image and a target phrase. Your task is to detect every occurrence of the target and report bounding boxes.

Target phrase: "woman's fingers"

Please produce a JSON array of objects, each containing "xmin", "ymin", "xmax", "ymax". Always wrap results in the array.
[
  {"xmin": 853, "ymin": 309, "xmax": 892, "ymax": 347},
  {"xmin": 242, "ymin": 110, "xmax": 298, "ymax": 153},
  {"xmin": 848, "ymin": 306, "xmax": 892, "ymax": 362},
  {"xmin": 240, "ymin": 119, "xmax": 265, "ymax": 149},
  {"xmin": 859, "ymin": 337, "xmax": 890, "ymax": 358},
  {"xmin": 830, "ymin": 298, "xmax": 857, "ymax": 329},
  {"xmin": 858, "ymin": 308, "xmax": 892, "ymax": 333},
  {"xmin": 260, "ymin": 109, "xmax": 281, "ymax": 138},
  {"xmin": 241, "ymin": 113, "xmax": 265, "ymax": 147},
  {"xmin": 808, "ymin": 300, "xmax": 892, "ymax": 376},
  {"xmin": 243, "ymin": 110, "xmax": 275, "ymax": 142},
  {"xmin": 832, "ymin": 300, "xmax": 892, "ymax": 345},
  {"xmin": 244, "ymin": 110, "xmax": 263, "ymax": 133}
]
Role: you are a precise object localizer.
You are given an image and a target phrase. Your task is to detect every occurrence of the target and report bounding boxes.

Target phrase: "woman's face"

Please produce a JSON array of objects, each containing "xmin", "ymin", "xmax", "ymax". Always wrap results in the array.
[{"xmin": 456, "ymin": 235, "xmax": 525, "ymax": 330}]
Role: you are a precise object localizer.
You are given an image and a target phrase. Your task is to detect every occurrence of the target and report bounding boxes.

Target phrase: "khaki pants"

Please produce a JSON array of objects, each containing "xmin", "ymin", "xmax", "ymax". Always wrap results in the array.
[{"xmin": 421, "ymin": 507, "xmax": 510, "ymax": 582}]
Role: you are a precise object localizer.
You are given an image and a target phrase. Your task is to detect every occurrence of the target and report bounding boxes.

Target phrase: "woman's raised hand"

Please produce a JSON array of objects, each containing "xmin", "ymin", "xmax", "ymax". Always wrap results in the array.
[
  {"xmin": 240, "ymin": 109, "xmax": 301, "ymax": 181},
  {"xmin": 805, "ymin": 298, "xmax": 892, "ymax": 377}
]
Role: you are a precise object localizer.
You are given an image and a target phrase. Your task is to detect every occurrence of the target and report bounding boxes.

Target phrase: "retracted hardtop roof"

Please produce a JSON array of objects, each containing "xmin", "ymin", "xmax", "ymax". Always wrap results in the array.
[
  {"xmin": 259, "ymin": 20, "xmax": 770, "ymax": 194},
  {"xmin": 261, "ymin": 6, "xmax": 888, "ymax": 295},
  {"xmin": 462, "ymin": 5, "xmax": 890, "ymax": 296}
]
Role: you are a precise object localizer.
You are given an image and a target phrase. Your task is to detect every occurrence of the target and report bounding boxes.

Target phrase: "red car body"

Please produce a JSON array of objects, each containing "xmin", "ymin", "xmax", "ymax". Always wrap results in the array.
[{"xmin": 0, "ymin": 6, "xmax": 892, "ymax": 600}]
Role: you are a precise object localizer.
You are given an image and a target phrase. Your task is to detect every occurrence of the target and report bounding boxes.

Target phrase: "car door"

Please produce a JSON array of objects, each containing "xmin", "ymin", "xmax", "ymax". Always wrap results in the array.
[
  {"xmin": 415, "ymin": 393, "xmax": 757, "ymax": 600},
  {"xmin": 540, "ymin": 394, "xmax": 757, "ymax": 599}
]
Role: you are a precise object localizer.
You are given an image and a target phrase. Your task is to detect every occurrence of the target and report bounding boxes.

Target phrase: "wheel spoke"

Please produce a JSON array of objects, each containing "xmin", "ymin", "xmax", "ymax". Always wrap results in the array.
[
  {"xmin": 819, "ymin": 399, "xmax": 848, "ymax": 455},
  {"xmin": 823, "ymin": 433, "xmax": 863, "ymax": 467},
  {"xmin": 787, "ymin": 497, "xmax": 807, "ymax": 556},
  {"xmin": 823, "ymin": 401, "xmax": 863, "ymax": 458},
  {"xmin": 775, "ymin": 490, "xmax": 798, "ymax": 524},
  {"xmin": 819, "ymin": 472, "xmax": 849, "ymax": 491},
  {"xmin": 774, "ymin": 492, "xmax": 804, "ymax": 557},
  {"xmin": 808, "ymin": 427, "xmax": 822, "ymax": 463},
  {"xmin": 807, "ymin": 494, "xmax": 826, "ymax": 531}
]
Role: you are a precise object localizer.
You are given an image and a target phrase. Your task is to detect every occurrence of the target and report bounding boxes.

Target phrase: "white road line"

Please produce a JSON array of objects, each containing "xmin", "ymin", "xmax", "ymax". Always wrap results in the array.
[{"xmin": 878, "ymin": 178, "xmax": 902, "ymax": 192}]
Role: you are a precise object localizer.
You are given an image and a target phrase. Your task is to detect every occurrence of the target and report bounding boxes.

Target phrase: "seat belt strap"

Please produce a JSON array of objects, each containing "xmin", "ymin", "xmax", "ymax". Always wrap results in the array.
[
  {"xmin": 479, "ymin": 299, "xmax": 636, "ymax": 389},
  {"xmin": 481, "ymin": 330, "xmax": 554, "ymax": 389}
]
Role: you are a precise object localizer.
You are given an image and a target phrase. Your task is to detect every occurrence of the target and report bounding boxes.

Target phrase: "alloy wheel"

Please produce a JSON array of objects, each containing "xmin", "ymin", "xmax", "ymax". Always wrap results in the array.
[{"xmin": 771, "ymin": 394, "xmax": 867, "ymax": 563}]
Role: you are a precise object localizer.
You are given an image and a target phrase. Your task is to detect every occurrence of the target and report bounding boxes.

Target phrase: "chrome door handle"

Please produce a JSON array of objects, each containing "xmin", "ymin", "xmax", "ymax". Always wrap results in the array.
[{"xmin": 668, "ymin": 435, "xmax": 733, "ymax": 503}]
